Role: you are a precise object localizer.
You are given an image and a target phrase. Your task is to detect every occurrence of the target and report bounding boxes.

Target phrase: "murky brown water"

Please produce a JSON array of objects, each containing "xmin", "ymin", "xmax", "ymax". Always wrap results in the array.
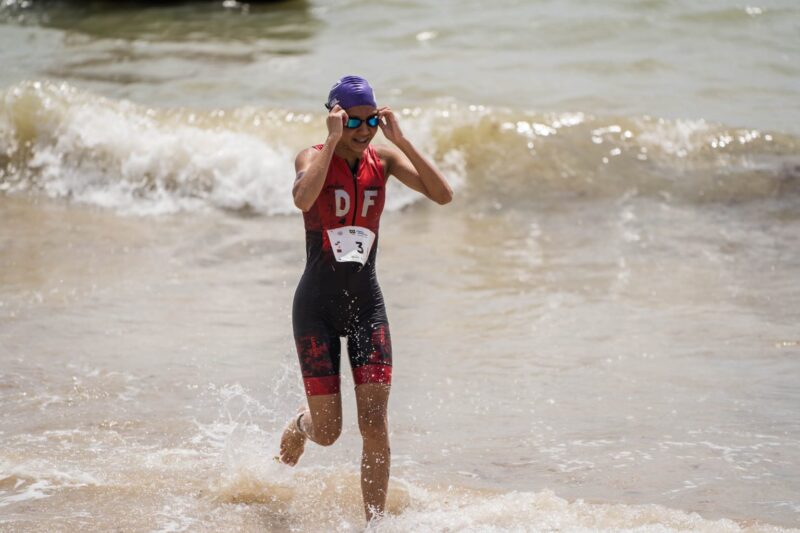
[{"xmin": 2, "ymin": 192, "xmax": 799, "ymax": 531}]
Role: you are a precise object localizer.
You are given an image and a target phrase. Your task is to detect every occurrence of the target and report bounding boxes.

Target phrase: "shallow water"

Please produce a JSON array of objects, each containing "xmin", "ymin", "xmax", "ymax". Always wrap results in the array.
[
  {"xmin": 2, "ymin": 1, "xmax": 800, "ymax": 531},
  {"xmin": 3, "ymin": 194, "xmax": 799, "ymax": 530}
]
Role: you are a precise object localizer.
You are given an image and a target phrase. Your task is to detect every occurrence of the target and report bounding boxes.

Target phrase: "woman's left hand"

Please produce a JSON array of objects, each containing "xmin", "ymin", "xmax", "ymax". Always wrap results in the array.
[{"xmin": 378, "ymin": 106, "xmax": 405, "ymax": 145}]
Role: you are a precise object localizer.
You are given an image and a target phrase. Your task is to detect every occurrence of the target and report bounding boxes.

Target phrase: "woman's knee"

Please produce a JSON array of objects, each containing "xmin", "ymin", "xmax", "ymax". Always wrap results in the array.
[
  {"xmin": 305, "ymin": 394, "xmax": 343, "ymax": 446},
  {"xmin": 310, "ymin": 414, "xmax": 342, "ymax": 446},
  {"xmin": 358, "ymin": 411, "xmax": 388, "ymax": 441}
]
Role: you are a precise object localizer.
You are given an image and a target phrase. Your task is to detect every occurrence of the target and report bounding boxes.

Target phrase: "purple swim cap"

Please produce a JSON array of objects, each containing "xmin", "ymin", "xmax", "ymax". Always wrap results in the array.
[{"xmin": 325, "ymin": 75, "xmax": 377, "ymax": 110}]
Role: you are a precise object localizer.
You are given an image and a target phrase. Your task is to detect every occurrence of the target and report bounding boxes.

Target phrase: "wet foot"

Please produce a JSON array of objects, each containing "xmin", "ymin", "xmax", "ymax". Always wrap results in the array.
[{"xmin": 278, "ymin": 410, "xmax": 307, "ymax": 466}]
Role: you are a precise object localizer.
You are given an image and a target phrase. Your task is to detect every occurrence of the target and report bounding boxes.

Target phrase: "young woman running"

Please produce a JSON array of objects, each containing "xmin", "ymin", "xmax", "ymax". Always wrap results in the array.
[{"xmin": 278, "ymin": 75, "xmax": 452, "ymax": 522}]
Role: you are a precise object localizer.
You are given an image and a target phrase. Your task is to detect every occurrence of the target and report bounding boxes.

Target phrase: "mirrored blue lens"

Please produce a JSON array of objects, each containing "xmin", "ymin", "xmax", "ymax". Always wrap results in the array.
[{"xmin": 345, "ymin": 115, "xmax": 380, "ymax": 129}]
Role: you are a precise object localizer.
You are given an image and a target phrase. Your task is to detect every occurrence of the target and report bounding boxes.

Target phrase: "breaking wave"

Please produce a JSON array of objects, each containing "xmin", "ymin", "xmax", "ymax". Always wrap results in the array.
[{"xmin": 1, "ymin": 81, "xmax": 798, "ymax": 215}]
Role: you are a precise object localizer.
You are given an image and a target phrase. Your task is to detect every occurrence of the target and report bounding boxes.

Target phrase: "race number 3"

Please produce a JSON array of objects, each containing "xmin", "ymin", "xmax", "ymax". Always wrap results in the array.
[{"xmin": 326, "ymin": 226, "xmax": 376, "ymax": 265}]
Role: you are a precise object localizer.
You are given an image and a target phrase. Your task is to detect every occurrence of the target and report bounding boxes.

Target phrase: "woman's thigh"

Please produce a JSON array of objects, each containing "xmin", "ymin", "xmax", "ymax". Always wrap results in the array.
[
  {"xmin": 306, "ymin": 392, "xmax": 343, "ymax": 444},
  {"xmin": 355, "ymin": 383, "xmax": 391, "ymax": 439}
]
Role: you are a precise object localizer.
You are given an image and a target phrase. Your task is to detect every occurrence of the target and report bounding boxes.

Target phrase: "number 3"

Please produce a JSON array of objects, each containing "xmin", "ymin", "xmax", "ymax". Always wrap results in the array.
[{"xmin": 356, "ymin": 241, "xmax": 363, "ymax": 253}]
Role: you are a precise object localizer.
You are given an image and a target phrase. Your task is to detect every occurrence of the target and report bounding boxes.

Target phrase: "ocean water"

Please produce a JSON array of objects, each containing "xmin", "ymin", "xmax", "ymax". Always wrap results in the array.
[{"xmin": 1, "ymin": 1, "xmax": 800, "ymax": 531}]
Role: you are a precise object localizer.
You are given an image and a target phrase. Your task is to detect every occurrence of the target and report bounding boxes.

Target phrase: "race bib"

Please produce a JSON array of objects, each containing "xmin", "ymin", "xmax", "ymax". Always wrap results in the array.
[{"xmin": 326, "ymin": 226, "xmax": 376, "ymax": 265}]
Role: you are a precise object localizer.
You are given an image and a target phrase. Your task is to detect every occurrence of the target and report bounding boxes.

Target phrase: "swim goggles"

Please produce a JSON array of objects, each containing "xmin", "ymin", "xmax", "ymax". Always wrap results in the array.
[
  {"xmin": 344, "ymin": 114, "xmax": 380, "ymax": 129},
  {"xmin": 325, "ymin": 103, "xmax": 380, "ymax": 129}
]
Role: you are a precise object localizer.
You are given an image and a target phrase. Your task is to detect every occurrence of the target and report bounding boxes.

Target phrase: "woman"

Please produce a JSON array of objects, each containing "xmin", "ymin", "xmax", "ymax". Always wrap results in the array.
[{"xmin": 278, "ymin": 75, "xmax": 453, "ymax": 522}]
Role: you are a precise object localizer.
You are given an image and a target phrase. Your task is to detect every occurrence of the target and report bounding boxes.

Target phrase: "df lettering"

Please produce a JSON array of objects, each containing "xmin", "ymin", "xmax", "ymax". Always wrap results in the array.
[{"xmin": 335, "ymin": 189, "xmax": 378, "ymax": 218}]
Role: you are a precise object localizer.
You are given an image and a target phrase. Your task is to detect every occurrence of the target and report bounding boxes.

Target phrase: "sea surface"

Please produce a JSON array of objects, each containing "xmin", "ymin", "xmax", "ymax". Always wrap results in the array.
[{"xmin": 1, "ymin": 1, "xmax": 799, "ymax": 531}]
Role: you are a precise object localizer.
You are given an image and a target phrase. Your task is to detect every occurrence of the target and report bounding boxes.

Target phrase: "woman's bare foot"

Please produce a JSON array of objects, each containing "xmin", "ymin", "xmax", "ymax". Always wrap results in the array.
[{"xmin": 278, "ymin": 410, "xmax": 307, "ymax": 466}]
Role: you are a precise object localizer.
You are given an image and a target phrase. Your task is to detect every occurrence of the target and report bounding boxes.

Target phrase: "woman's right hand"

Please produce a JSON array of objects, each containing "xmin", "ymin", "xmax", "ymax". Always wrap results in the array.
[{"xmin": 327, "ymin": 104, "xmax": 347, "ymax": 141}]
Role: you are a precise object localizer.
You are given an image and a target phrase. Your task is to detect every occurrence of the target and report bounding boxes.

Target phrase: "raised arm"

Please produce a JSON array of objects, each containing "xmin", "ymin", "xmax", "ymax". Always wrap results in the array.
[
  {"xmin": 292, "ymin": 105, "xmax": 347, "ymax": 212},
  {"xmin": 377, "ymin": 107, "xmax": 453, "ymax": 205}
]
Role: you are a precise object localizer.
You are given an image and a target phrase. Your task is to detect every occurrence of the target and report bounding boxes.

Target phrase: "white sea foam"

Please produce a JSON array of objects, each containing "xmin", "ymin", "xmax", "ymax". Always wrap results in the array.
[
  {"xmin": 152, "ymin": 495, "xmax": 201, "ymax": 533},
  {"xmin": 1, "ymin": 82, "xmax": 298, "ymax": 215},
  {"xmin": 367, "ymin": 487, "xmax": 787, "ymax": 533},
  {"xmin": 4, "ymin": 82, "xmax": 797, "ymax": 218},
  {"xmin": 0, "ymin": 82, "xmax": 467, "ymax": 216},
  {"xmin": 0, "ymin": 458, "xmax": 102, "ymax": 507}
]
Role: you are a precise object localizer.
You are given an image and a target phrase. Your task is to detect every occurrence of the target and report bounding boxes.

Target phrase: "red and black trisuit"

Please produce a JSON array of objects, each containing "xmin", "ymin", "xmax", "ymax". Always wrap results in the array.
[{"xmin": 292, "ymin": 144, "xmax": 392, "ymax": 396}]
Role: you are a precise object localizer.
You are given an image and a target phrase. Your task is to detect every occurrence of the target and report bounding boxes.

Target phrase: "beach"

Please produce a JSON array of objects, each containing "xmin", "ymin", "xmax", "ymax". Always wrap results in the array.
[{"xmin": 1, "ymin": 1, "xmax": 800, "ymax": 531}]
